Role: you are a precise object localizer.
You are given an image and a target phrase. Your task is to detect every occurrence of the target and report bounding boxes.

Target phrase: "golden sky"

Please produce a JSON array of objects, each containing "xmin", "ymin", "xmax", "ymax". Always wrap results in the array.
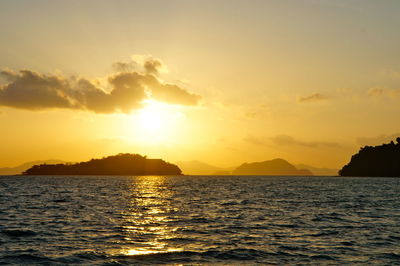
[{"xmin": 1, "ymin": 0, "xmax": 400, "ymax": 169}]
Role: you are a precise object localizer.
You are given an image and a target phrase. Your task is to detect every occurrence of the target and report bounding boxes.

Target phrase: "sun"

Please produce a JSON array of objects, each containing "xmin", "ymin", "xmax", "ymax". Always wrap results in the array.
[
  {"xmin": 137, "ymin": 100, "xmax": 166, "ymax": 132},
  {"xmin": 131, "ymin": 100, "xmax": 184, "ymax": 144}
]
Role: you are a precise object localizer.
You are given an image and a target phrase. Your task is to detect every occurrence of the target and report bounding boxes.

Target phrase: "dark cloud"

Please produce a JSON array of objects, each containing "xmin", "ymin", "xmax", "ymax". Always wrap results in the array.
[
  {"xmin": 0, "ymin": 57, "xmax": 200, "ymax": 113},
  {"xmin": 271, "ymin": 134, "xmax": 340, "ymax": 148},
  {"xmin": 143, "ymin": 58, "xmax": 163, "ymax": 75},
  {"xmin": 298, "ymin": 93, "xmax": 329, "ymax": 103},
  {"xmin": 0, "ymin": 70, "xmax": 74, "ymax": 110}
]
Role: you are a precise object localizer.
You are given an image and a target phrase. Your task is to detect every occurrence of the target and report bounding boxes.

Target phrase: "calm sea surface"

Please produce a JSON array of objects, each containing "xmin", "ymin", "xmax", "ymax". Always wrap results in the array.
[{"xmin": 0, "ymin": 175, "xmax": 399, "ymax": 265}]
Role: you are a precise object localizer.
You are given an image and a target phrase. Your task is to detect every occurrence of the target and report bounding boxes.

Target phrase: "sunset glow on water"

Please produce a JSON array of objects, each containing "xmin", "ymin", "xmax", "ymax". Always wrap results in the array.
[{"xmin": 1, "ymin": 175, "xmax": 399, "ymax": 264}]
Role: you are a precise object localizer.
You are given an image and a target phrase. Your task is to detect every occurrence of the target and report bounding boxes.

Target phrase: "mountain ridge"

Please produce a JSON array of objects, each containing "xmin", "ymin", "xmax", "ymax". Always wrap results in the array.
[{"xmin": 232, "ymin": 158, "xmax": 313, "ymax": 176}]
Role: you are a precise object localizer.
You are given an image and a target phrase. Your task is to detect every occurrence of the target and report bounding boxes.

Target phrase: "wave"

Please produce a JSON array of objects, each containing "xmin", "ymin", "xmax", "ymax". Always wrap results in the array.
[
  {"xmin": 0, "ymin": 248, "xmax": 311, "ymax": 265},
  {"xmin": 0, "ymin": 254, "xmax": 54, "ymax": 264},
  {"xmin": 1, "ymin": 175, "xmax": 399, "ymax": 265},
  {"xmin": 1, "ymin": 229, "xmax": 37, "ymax": 237},
  {"xmin": 110, "ymin": 248, "xmax": 277, "ymax": 263},
  {"xmin": 309, "ymin": 230, "xmax": 340, "ymax": 237},
  {"xmin": 310, "ymin": 254, "xmax": 336, "ymax": 260},
  {"xmin": 1, "ymin": 244, "xmax": 397, "ymax": 264}
]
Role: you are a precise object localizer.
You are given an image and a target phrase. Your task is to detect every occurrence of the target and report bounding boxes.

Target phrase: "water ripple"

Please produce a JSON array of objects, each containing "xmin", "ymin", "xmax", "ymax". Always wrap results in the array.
[{"xmin": 0, "ymin": 175, "xmax": 399, "ymax": 265}]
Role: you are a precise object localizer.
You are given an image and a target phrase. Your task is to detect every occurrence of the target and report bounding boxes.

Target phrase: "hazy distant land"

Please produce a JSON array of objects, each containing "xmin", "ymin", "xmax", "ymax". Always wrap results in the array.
[
  {"xmin": 177, "ymin": 160, "xmax": 337, "ymax": 176},
  {"xmin": 232, "ymin": 159, "xmax": 313, "ymax": 176},
  {"xmin": 295, "ymin": 164, "xmax": 338, "ymax": 176},
  {"xmin": 176, "ymin": 160, "xmax": 235, "ymax": 175}
]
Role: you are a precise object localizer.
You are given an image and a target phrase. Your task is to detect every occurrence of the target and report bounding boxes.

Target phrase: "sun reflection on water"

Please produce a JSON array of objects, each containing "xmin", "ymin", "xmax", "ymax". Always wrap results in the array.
[
  {"xmin": 124, "ymin": 247, "xmax": 183, "ymax": 256},
  {"xmin": 120, "ymin": 176, "xmax": 180, "ymax": 256}
]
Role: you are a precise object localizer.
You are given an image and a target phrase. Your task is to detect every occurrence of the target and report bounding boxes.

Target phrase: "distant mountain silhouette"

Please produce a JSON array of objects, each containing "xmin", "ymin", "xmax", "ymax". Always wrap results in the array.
[
  {"xmin": 296, "ymin": 164, "xmax": 338, "ymax": 176},
  {"xmin": 23, "ymin": 153, "xmax": 181, "ymax": 175},
  {"xmin": 176, "ymin": 160, "xmax": 234, "ymax": 175},
  {"xmin": 177, "ymin": 159, "xmax": 336, "ymax": 176},
  {"xmin": 0, "ymin": 160, "xmax": 65, "ymax": 175},
  {"xmin": 232, "ymin": 158, "xmax": 313, "ymax": 176},
  {"xmin": 339, "ymin": 138, "xmax": 400, "ymax": 177}
]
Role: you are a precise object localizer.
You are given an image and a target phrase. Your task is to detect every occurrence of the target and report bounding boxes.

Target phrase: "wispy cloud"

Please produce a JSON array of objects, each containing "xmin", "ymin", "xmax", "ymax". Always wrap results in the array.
[
  {"xmin": 271, "ymin": 134, "xmax": 340, "ymax": 148},
  {"xmin": 243, "ymin": 135, "xmax": 267, "ymax": 146},
  {"xmin": 298, "ymin": 93, "xmax": 329, "ymax": 103},
  {"xmin": 367, "ymin": 87, "xmax": 400, "ymax": 99},
  {"xmin": 244, "ymin": 134, "xmax": 340, "ymax": 148}
]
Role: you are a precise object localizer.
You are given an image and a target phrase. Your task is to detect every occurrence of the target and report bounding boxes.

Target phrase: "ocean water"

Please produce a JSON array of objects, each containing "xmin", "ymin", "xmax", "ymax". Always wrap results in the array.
[{"xmin": 0, "ymin": 176, "xmax": 399, "ymax": 265}]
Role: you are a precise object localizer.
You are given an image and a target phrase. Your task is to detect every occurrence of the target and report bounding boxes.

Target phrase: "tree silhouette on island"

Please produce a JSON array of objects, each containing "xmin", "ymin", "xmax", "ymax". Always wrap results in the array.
[
  {"xmin": 339, "ymin": 138, "xmax": 400, "ymax": 177},
  {"xmin": 23, "ymin": 153, "xmax": 182, "ymax": 175}
]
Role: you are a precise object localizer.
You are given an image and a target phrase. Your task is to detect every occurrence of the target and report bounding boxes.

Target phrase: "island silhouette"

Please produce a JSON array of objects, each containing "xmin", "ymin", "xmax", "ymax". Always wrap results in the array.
[
  {"xmin": 339, "ymin": 138, "xmax": 400, "ymax": 177},
  {"xmin": 23, "ymin": 153, "xmax": 182, "ymax": 175},
  {"xmin": 11, "ymin": 143, "xmax": 400, "ymax": 177},
  {"xmin": 232, "ymin": 158, "xmax": 313, "ymax": 176}
]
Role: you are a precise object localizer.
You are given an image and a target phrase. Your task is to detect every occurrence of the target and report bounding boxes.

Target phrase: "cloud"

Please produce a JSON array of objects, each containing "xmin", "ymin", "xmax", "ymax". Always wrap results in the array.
[
  {"xmin": 243, "ymin": 134, "xmax": 340, "ymax": 148},
  {"xmin": 243, "ymin": 135, "xmax": 267, "ymax": 146},
  {"xmin": 0, "ymin": 70, "xmax": 75, "ymax": 110},
  {"xmin": 298, "ymin": 93, "xmax": 329, "ymax": 103},
  {"xmin": 368, "ymin": 87, "xmax": 386, "ymax": 97},
  {"xmin": 143, "ymin": 58, "xmax": 164, "ymax": 75},
  {"xmin": 112, "ymin": 61, "xmax": 137, "ymax": 73},
  {"xmin": 145, "ymin": 75, "xmax": 200, "ymax": 105},
  {"xmin": 271, "ymin": 134, "xmax": 340, "ymax": 148},
  {"xmin": 113, "ymin": 55, "xmax": 166, "ymax": 76},
  {"xmin": 356, "ymin": 133, "xmax": 400, "ymax": 146},
  {"xmin": 367, "ymin": 87, "xmax": 400, "ymax": 99},
  {"xmin": 0, "ymin": 57, "xmax": 200, "ymax": 113}
]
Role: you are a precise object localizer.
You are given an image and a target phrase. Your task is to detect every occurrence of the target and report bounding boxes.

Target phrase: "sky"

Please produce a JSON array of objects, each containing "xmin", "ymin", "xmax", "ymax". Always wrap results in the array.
[{"xmin": 0, "ymin": 0, "xmax": 400, "ymax": 169}]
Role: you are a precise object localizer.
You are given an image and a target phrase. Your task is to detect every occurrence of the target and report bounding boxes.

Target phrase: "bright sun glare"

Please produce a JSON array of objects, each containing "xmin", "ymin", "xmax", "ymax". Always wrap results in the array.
[
  {"xmin": 137, "ymin": 100, "xmax": 167, "ymax": 132},
  {"xmin": 131, "ymin": 100, "xmax": 184, "ymax": 144}
]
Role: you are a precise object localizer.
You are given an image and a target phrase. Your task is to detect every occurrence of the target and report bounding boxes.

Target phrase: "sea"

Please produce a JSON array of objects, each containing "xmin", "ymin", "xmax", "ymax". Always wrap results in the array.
[{"xmin": 0, "ymin": 175, "xmax": 399, "ymax": 265}]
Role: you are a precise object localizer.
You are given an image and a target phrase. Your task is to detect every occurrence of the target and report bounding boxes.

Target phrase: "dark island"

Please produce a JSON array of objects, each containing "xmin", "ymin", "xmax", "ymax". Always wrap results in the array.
[
  {"xmin": 23, "ymin": 153, "xmax": 182, "ymax": 175},
  {"xmin": 339, "ymin": 138, "xmax": 400, "ymax": 177},
  {"xmin": 232, "ymin": 158, "xmax": 313, "ymax": 176}
]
